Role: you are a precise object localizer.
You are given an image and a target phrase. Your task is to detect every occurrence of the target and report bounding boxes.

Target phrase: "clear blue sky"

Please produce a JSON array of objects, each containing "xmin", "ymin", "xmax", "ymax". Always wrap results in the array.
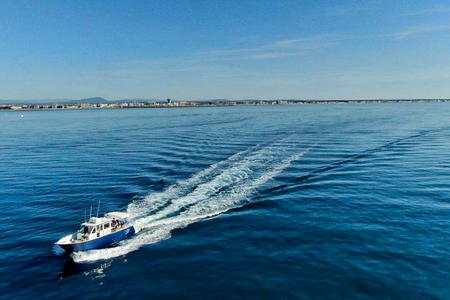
[{"xmin": 1, "ymin": 0, "xmax": 450, "ymax": 100}]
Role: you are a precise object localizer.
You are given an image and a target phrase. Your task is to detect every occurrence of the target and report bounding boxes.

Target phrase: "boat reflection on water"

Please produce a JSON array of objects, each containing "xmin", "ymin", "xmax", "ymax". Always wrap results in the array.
[
  {"xmin": 57, "ymin": 256, "xmax": 115, "ymax": 280},
  {"xmin": 57, "ymin": 259, "xmax": 83, "ymax": 280}
]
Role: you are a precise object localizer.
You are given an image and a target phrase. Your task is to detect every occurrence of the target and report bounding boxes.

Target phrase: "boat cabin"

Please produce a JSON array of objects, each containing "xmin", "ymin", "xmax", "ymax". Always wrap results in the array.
[{"xmin": 75, "ymin": 216, "xmax": 124, "ymax": 241}]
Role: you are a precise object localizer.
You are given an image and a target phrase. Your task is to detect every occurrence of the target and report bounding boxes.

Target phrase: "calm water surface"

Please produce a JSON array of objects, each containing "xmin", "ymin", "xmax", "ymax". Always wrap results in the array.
[{"xmin": 1, "ymin": 104, "xmax": 450, "ymax": 299}]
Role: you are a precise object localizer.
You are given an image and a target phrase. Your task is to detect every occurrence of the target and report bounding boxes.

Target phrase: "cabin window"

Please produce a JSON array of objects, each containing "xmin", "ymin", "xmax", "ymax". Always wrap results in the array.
[
  {"xmin": 83, "ymin": 226, "xmax": 89, "ymax": 234},
  {"xmin": 92, "ymin": 228, "xmax": 96, "ymax": 234},
  {"xmin": 104, "ymin": 223, "xmax": 110, "ymax": 229}
]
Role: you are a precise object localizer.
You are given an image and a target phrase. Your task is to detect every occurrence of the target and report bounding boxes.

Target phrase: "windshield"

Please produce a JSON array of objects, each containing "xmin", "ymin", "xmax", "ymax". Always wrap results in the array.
[{"xmin": 79, "ymin": 225, "xmax": 91, "ymax": 234}]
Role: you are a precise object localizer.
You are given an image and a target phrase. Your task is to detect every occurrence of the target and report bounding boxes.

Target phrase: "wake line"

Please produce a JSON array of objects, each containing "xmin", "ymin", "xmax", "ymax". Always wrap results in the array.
[
  {"xmin": 260, "ymin": 131, "xmax": 439, "ymax": 197},
  {"xmin": 132, "ymin": 142, "xmax": 287, "ymax": 228},
  {"xmin": 127, "ymin": 135, "xmax": 296, "ymax": 220},
  {"xmin": 72, "ymin": 141, "xmax": 309, "ymax": 263},
  {"xmin": 126, "ymin": 143, "xmax": 264, "ymax": 219}
]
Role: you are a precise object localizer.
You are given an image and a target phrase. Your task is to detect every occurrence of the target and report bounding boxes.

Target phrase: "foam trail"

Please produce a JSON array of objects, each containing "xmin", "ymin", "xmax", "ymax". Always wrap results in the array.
[
  {"xmin": 73, "ymin": 142, "xmax": 309, "ymax": 263},
  {"xmin": 132, "ymin": 143, "xmax": 283, "ymax": 229},
  {"xmin": 185, "ymin": 150, "xmax": 308, "ymax": 217},
  {"xmin": 127, "ymin": 143, "xmax": 262, "ymax": 218}
]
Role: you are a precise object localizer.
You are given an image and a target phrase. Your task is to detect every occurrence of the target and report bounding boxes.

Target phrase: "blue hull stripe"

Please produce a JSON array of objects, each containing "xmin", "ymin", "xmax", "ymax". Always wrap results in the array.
[{"xmin": 61, "ymin": 226, "xmax": 135, "ymax": 252}]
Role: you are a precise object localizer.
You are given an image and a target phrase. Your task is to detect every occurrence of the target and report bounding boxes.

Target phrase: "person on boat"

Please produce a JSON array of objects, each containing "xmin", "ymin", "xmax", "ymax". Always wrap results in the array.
[{"xmin": 111, "ymin": 219, "xmax": 117, "ymax": 231}]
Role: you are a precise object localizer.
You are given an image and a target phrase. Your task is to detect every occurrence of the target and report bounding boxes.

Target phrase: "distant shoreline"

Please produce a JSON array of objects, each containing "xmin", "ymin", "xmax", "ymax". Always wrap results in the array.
[{"xmin": 1, "ymin": 99, "xmax": 450, "ymax": 111}]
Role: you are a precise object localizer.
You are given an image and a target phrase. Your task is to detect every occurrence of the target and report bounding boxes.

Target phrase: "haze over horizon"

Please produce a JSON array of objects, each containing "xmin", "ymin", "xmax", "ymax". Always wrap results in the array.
[{"xmin": 1, "ymin": 0, "xmax": 450, "ymax": 101}]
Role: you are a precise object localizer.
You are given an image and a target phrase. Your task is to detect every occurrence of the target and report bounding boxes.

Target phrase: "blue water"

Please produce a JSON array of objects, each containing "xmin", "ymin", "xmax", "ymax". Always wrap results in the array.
[{"xmin": 1, "ymin": 103, "xmax": 450, "ymax": 299}]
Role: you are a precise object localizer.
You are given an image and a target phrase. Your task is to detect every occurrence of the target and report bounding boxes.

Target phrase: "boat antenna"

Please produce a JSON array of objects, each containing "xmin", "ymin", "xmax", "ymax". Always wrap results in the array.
[
  {"xmin": 96, "ymin": 199, "xmax": 101, "ymax": 217},
  {"xmin": 89, "ymin": 204, "xmax": 92, "ymax": 219},
  {"xmin": 84, "ymin": 207, "xmax": 87, "ymax": 223}
]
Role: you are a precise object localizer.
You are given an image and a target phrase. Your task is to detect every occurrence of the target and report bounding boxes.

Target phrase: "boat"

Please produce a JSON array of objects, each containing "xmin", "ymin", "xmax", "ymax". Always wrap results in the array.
[{"xmin": 56, "ymin": 211, "xmax": 135, "ymax": 253}]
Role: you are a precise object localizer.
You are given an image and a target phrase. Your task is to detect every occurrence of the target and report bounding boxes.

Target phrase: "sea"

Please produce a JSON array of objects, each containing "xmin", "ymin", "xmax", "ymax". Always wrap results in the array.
[{"xmin": 1, "ymin": 103, "xmax": 450, "ymax": 299}]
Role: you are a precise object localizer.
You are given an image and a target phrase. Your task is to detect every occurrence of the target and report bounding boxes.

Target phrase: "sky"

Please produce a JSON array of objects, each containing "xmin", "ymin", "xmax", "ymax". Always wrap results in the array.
[{"xmin": 1, "ymin": 0, "xmax": 450, "ymax": 100}]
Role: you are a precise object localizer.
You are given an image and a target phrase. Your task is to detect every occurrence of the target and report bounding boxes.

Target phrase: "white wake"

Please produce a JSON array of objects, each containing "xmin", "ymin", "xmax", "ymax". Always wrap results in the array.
[{"xmin": 72, "ymin": 140, "xmax": 309, "ymax": 263}]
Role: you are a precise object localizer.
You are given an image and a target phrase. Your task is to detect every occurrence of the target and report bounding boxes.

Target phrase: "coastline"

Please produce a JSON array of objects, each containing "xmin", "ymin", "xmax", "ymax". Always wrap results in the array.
[{"xmin": 1, "ymin": 98, "xmax": 449, "ymax": 111}]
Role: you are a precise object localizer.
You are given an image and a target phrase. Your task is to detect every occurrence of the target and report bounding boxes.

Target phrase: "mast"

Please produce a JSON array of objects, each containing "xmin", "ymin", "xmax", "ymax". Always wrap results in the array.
[{"xmin": 96, "ymin": 199, "xmax": 101, "ymax": 217}]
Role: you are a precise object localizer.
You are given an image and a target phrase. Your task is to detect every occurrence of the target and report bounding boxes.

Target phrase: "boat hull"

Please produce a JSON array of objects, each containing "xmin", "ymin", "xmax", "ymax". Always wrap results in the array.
[{"xmin": 57, "ymin": 226, "xmax": 135, "ymax": 253}]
